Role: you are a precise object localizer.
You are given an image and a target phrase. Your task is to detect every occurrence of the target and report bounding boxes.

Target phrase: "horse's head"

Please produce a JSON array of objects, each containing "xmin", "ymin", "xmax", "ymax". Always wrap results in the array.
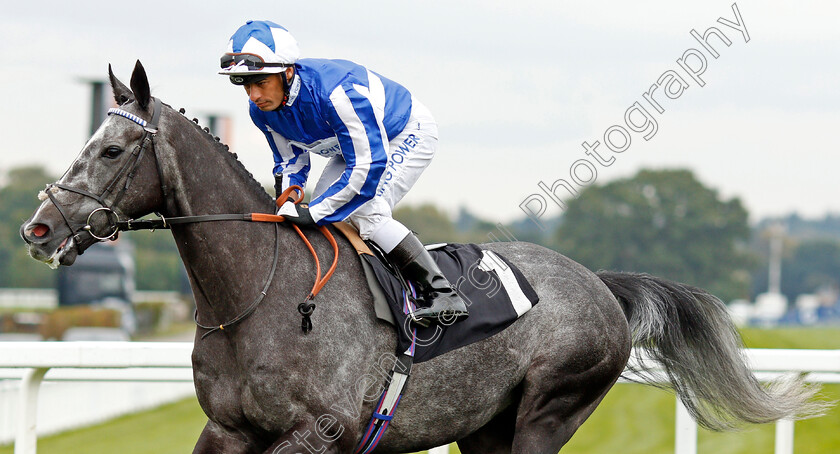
[{"xmin": 20, "ymin": 61, "xmax": 166, "ymax": 268}]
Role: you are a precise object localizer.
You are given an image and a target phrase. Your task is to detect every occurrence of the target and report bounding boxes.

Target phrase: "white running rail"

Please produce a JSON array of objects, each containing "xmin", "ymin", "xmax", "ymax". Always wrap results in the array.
[
  {"xmin": 1, "ymin": 342, "xmax": 192, "ymax": 454},
  {"xmin": 624, "ymin": 348, "xmax": 840, "ymax": 454},
  {"xmin": 1, "ymin": 343, "xmax": 838, "ymax": 454}
]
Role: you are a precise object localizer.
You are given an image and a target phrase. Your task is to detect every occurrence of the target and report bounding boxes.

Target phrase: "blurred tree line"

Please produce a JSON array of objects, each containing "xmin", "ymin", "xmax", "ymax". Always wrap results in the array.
[
  {"xmin": 554, "ymin": 169, "xmax": 755, "ymax": 301},
  {"xmin": 2, "ymin": 166, "xmax": 839, "ymax": 303}
]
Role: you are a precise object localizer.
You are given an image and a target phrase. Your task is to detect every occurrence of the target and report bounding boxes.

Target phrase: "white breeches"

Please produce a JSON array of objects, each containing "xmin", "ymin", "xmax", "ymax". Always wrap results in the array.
[{"xmin": 312, "ymin": 97, "xmax": 438, "ymax": 251}]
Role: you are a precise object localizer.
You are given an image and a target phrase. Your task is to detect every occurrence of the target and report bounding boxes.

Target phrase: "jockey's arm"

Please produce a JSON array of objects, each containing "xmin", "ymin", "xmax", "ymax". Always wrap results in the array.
[
  {"xmin": 263, "ymin": 130, "xmax": 311, "ymax": 196},
  {"xmin": 307, "ymin": 83, "xmax": 388, "ymax": 225}
]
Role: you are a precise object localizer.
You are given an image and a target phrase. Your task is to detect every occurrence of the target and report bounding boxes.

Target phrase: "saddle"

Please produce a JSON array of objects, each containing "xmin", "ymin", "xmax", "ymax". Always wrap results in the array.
[
  {"xmin": 332, "ymin": 222, "xmax": 539, "ymax": 363},
  {"xmin": 332, "ymin": 222, "xmax": 540, "ymax": 453}
]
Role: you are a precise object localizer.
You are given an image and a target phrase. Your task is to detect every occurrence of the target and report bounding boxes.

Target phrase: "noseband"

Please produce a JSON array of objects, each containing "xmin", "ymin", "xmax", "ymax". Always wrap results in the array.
[{"xmin": 44, "ymin": 98, "xmax": 165, "ymax": 252}]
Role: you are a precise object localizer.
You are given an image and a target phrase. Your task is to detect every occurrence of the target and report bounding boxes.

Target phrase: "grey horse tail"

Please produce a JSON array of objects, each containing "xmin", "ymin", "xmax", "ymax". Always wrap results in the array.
[{"xmin": 596, "ymin": 270, "xmax": 827, "ymax": 430}]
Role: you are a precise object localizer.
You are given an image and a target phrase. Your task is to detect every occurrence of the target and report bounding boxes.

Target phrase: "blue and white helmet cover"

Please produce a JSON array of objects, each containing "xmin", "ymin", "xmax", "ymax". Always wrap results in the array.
[{"xmin": 219, "ymin": 20, "xmax": 300, "ymax": 76}]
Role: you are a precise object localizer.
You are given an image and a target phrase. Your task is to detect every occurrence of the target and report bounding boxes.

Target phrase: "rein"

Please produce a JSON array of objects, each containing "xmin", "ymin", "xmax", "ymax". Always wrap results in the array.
[
  {"xmin": 46, "ymin": 98, "xmax": 338, "ymax": 334},
  {"xmin": 142, "ymin": 186, "xmax": 339, "ymax": 336}
]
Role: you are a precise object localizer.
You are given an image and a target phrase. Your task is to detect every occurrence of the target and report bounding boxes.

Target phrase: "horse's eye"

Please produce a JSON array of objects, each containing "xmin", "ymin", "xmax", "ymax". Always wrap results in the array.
[{"xmin": 102, "ymin": 146, "xmax": 124, "ymax": 159}]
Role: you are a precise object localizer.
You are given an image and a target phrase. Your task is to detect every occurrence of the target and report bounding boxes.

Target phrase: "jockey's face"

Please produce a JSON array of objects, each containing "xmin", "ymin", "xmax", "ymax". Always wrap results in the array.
[{"xmin": 243, "ymin": 68, "xmax": 293, "ymax": 111}]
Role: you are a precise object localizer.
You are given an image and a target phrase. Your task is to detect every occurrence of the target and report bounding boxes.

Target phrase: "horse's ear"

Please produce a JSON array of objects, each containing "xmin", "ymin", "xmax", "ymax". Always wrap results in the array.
[
  {"xmin": 108, "ymin": 64, "xmax": 133, "ymax": 106},
  {"xmin": 129, "ymin": 60, "xmax": 151, "ymax": 110}
]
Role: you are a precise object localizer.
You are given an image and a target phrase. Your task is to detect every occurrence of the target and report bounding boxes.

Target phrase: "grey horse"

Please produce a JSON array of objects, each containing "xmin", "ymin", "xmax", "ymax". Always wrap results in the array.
[{"xmin": 20, "ymin": 62, "xmax": 821, "ymax": 453}]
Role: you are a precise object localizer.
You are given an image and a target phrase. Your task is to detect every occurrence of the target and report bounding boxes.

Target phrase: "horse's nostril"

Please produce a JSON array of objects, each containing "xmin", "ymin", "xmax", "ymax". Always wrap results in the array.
[{"xmin": 31, "ymin": 224, "xmax": 50, "ymax": 238}]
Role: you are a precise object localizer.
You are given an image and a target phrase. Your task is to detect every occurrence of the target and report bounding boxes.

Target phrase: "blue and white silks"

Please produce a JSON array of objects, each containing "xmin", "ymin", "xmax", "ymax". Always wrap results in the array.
[{"xmin": 249, "ymin": 58, "xmax": 413, "ymax": 224}]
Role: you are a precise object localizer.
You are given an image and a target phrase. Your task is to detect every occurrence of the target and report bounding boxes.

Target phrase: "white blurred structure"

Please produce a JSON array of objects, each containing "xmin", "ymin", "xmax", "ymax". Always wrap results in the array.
[
  {"xmin": 747, "ymin": 223, "xmax": 789, "ymax": 325},
  {"xmin": 753, "ymin": 292, "xmax": 789, "ymax": 325},
  {"xmin": 767, "ymin": 223, "xmax": 785, "ymax": 295},
  {"xmin": 727, "ymin": 299, "xmax": 752, "ymax": 326},
  {"xmin": 0, "ymin": 289, "xmax": 183, "ymax": 310},
  {"xmin": 795, "ymin": 294, "xmax": 821, "ymax": 325},
  {"xmin": 0, "ymin": 290, "xmax": 56, "ymax": 310}
]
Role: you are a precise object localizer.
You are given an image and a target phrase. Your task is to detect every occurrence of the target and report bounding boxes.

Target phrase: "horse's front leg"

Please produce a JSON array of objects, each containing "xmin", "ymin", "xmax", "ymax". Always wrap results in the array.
[
  {"xmin": 262, "ymin": 418, "xmax": 355, "ymax": 454},
  {"xmin": 193, "ymin": 419, "xmax": 261, "ymax": 454}
]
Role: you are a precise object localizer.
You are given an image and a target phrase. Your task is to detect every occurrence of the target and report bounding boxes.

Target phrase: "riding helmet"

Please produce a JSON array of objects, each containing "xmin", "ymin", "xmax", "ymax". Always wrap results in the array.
[{"xmin": 219, "ymin": 20, "xmax": 299, "ymax": 85}]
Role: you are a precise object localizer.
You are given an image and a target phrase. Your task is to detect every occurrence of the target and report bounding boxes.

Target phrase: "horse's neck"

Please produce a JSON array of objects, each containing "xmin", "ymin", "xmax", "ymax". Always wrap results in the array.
[
  {"xmin": 161, "ymin": 120, "xmax": 297, "ymax": 326},
  {"xmin": 162, "ymin": 127, "xmax": 270, "ymax": 217}
]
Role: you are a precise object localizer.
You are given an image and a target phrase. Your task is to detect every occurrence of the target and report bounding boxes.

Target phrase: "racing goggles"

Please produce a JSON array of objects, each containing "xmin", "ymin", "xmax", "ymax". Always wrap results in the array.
[{"xmin": 220, "ymin": 53, "xmax": 293, "ymax": 70}]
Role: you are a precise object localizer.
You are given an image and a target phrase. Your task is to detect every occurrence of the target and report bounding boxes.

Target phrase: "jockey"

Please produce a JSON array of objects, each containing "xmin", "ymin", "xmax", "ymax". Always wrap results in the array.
[{"xmin": 218, "ymin": 20, "xmax": 467, "ymax": 324}]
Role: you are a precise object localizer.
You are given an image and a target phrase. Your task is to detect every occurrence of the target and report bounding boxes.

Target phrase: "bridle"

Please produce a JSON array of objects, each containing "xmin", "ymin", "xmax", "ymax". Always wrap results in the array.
[
  {"xmin": 42, "ymin": 97, "xmax": 337, "ymax": 334},
  {"xmin": 44, "ymin": 97, "xmax": 166, "ymax": 248}
]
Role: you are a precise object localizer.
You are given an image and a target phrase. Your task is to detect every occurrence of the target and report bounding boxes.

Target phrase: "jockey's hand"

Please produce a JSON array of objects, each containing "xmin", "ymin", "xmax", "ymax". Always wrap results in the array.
[{"xmin": 277, "ymin": 199, "xmax": 316, "ymax": 227}]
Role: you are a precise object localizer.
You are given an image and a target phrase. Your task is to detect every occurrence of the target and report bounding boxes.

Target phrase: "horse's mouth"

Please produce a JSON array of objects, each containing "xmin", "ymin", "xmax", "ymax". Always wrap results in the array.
[{"xmin": 30, "ymin": 236, "xmax": 78, "ymax": 269}]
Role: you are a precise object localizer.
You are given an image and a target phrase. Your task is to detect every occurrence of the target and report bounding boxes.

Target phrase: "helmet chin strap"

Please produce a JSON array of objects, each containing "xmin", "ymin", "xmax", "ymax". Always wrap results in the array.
[{"xmin": 275, "ymin": 70, "xmax": 292, "ymax": 110}]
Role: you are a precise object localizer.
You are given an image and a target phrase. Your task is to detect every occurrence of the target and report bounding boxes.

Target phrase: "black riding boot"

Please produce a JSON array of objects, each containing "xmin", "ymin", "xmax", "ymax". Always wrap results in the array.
[{"xmin": 386, "ymin": 233, "xmax": 469, "ymax": 324}]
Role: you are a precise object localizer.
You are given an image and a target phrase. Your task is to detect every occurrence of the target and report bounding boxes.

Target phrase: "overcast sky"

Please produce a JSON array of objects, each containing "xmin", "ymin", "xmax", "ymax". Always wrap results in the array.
[{"xmin": 2, "ymin": 1, "xmax": 838, "ymax": 224}]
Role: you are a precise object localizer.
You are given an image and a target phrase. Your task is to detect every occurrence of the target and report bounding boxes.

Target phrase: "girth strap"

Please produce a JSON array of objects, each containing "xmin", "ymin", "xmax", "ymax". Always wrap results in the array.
[{"xmin": 354, "ymin": 285, "xmax": 419, "ymax": 454}]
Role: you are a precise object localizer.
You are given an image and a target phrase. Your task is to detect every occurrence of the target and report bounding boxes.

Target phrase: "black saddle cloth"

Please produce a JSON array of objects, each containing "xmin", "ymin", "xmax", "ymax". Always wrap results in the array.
[{"xmin": 363, "ymin": 242, "xmax": 539, "ymax": 363}]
